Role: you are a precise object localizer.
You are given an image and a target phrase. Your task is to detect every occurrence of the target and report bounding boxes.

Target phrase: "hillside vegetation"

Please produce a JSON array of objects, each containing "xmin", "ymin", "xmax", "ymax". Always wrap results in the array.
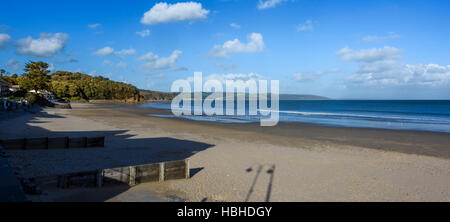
[
  {"xmin": 2, "ymin": 62, "xmax": 144, "ymax": 102},
  {"xmin": 50, "ymin": 71, "xmax": 142, "ymax": 102},
  {"xmin": 139, "ymin": 89, "xmax": 177, "ymax": 101}
]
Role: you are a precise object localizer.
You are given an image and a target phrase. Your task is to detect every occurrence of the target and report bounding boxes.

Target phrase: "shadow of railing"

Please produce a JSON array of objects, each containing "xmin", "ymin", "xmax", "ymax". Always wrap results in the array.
[{"xmin": 245, "ymin": 164, "xmax": 276, "ymax": 202}]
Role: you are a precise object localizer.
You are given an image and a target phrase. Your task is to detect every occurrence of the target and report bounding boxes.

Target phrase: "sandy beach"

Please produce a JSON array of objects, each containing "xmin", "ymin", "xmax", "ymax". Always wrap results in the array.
[{"xmin": 1, "ymin": 103, "xmax": 449, "ymax": 202}]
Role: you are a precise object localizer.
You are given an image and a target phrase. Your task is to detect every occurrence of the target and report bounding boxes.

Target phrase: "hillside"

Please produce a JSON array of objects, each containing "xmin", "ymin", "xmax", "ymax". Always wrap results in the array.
[
  {"xmin": 139, "ymin": 89, "xmax": 178, "ymax": 101},
  {"xmin": 139, "ymin": 92, "xmax": 329, "ymax": 101},
  {"xmin": 50, "ymin": 71, "xmax": 143, "ymax": 102},
  {"xmin": 278, "ymin": 94, "xmax": 329, "ymax": 100}
]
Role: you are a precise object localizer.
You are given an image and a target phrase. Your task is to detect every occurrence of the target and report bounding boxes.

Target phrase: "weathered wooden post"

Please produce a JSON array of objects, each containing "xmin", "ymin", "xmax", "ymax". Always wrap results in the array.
[
  {"xmin": 128, "ymin": 166, "xmax": 136, "ymax": 186},
  {"xmin": 185, "ymin": 159, "xmax": 190, "ymax": 179},
  {"xmin": 159, "ymin": 162, "xmax": 165, "ymax": 182}
]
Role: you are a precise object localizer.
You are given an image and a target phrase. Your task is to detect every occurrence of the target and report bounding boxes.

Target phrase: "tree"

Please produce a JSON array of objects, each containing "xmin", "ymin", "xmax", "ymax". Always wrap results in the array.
[{"xmin": 18, "ymin": 61, "xmax": 51, "ymax": 92}]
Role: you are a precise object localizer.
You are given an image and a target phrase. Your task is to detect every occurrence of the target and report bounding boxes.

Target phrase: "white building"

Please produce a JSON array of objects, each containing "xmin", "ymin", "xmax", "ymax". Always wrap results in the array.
[
  {"xmin": 9, "ymin": 85, "xmax": 20, "ymax": 92},
  {"xmin": 29, "ymin": 89, "xmax": 56, "ymax": 101}
]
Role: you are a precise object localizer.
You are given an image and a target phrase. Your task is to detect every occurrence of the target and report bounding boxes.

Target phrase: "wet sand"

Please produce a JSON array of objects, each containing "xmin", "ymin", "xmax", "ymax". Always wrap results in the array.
[
  {"xmin": 85, "ymin": 103, "xmax": 450, "ymax": 158},
  {"xmin": 1, "ymin": 103, "xmax": 450, "ymax": 201}
]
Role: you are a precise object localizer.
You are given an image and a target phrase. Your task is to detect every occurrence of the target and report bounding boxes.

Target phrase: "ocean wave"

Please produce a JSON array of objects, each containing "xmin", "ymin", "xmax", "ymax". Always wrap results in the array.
[{"xmin": 259, "ymin": 109, "xmax": 450, "ymax": 123}]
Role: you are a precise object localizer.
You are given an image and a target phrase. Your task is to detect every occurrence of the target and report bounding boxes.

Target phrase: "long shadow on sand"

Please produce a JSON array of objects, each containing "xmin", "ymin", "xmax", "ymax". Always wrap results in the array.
[
  {"xmin": 1, "ymin": 107, "xmax": 213, "ymax": 202},
  {"xmin": 244, "ymin": 164, "xmax": 276, "ymax": 202}
]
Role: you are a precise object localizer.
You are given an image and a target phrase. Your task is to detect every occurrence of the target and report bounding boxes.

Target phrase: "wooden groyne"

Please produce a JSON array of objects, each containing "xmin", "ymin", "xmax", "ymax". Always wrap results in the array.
[
  {"xmin": 0, "ymin": 136, "xmax": 105, "ymax": 150},
  {"xmin": 36, "ymin": 159, "xmax": 190, "ymax": 189}
]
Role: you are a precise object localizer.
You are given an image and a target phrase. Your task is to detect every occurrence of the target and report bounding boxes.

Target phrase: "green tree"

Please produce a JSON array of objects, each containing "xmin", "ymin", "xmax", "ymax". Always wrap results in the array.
[
  {"xmin": 49, "ymin": 71, "xmax": 142, "ymax": 101},
  {"xmin": 18, "ymin": 61, "xmax": 51, "ymax": 92}
]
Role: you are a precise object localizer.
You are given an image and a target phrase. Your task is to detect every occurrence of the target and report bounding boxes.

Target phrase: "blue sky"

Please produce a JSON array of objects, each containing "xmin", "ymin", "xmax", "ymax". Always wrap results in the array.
[{"xmin": 1, "ymin": 0, "xmax": 450, "ymax": 99}]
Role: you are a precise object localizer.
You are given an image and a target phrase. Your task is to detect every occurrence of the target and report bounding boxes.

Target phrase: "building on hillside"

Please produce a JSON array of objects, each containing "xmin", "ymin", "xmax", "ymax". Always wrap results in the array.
[
  {"xmin": 28, "ymin": 89, "xmax": 56, "ymax": 101},
  {"xmin": 0, "ymin": 80, "xmax": 11, "ymax": 97},
  {"xmin": 9, "ymin": 85, "xmax": 20, "ymax": 93}
]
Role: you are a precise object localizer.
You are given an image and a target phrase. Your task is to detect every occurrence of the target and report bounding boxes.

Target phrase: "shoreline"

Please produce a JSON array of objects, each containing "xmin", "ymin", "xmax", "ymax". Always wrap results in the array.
[{"xmin": 97, "ymin": 103, "xmax": 450, "ymax": 159}]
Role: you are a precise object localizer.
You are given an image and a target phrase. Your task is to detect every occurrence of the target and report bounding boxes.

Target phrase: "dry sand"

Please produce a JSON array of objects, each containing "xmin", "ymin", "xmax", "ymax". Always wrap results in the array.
[{"xmin": 1, "ymin": 103, "xmax": 449, "ymax": 202}]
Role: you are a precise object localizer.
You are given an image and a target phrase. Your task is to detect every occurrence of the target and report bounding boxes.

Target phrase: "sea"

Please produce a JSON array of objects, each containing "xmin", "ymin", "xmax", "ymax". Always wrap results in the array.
[{"xmin": 139, "ymin": 100, "xmax": 450, "ymax": 133}]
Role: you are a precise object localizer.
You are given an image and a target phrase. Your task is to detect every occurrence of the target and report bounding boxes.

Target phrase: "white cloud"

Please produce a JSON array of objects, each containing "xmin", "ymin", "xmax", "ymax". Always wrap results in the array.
[
  {"xmin": 337, "ymin": 46, "xmax": 402, "ymax": 62},
  {"xmin": 117, "ymin": 61, "xmax": 128, "ymax": 68},
  {"xmin": 257, "ymin": 0, "xmax": 288, "ymax": 10},
  {"xmin": 5, "ymin": 59, "xmax": 20, "ymax": 70},
  {"xmin": 204, "ymin": 73, "xmax": 264, "ymax": 83},
  {"xmin": 293, "ymin": 68, "xmax": 340, "ymax": 82},
  {"xmin": 230, "ymin": 23, "xmax": 240, "ymax": 29},
  {"xmin": 139, "ymin": 52, "xmax": 158, "ymax": 61},
  {"xmin": 362, "ymin": 32, "xmax": 400, "ymax": 42},
  {"xmin": 93, "ymin": 46, "xmax": 115, "ymax": 56},
  {"xmin": 16, "ymin": 33, "xmax": 68, "ymax": 57},
  {"xmin": 136, "ymin": 29, "xmax": 150, "ymax": 37},
  {"xmin": 345, "ymin": 63, "xmax": 450, "ymax": 87},
  {"xmin": 93, "ymin": 47, "xmax": 136, "ymax": 57},
  {"xmin": 88, "ymin": 23, "xmax": 101, "ymax": 29},
  {"xmin": 139, "ymin": 50, "xmax": 182, "ymax": 70},
  {"xmin": 338, "ymin": 46, "xmax": 450, "ymax": 87},
  {"xmin": 0, "ymin": 33, "xmax": 11, "ymax": 48},
  {"xmin": 141, "ymin": 2, "xmax": 209, "ymax": 25},
  {"xmin": 103, "ymin": 60, "xmax": 112, "ymax": 65},
  {"xmin": 211, "ymin": 33, "xmax": 265, "ymax": 58},
  {"xmin": 115, "ymin": 48, "xmax": 136, "ymax": 56},
  {"xmin": 297, "ymin": 20, "xmax": 315, "ymax": 32}
]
